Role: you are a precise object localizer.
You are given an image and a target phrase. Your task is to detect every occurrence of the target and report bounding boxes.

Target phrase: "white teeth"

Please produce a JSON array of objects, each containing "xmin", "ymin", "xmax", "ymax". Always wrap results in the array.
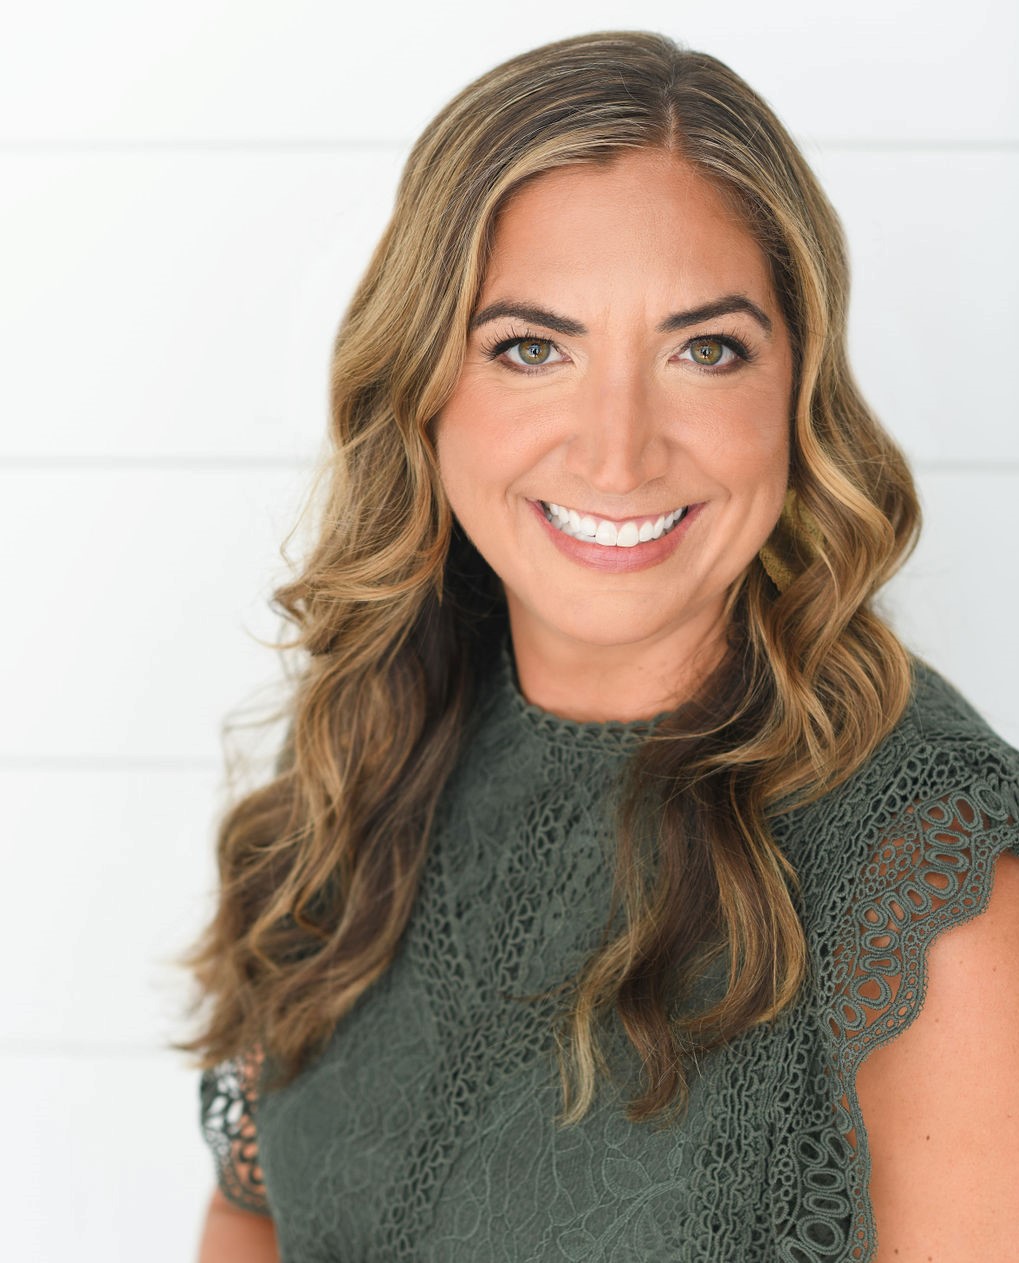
[{"xmin": 540, "ymin": 501, "xmax": 689, "ymax": 547}]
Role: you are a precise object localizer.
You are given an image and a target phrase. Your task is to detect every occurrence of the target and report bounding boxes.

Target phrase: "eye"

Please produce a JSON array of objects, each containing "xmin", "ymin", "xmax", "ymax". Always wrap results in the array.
[
  {"xmin": 511, "ymin": 337, "xmax": 559, "ymax": 367},
  {"xmin": 678, "ymin": 334, "xmax": 752, "ymax": 372},
  {"xmin": 481, "ymin": 331, "xmax": 567, "ymax": 374},
  {"xmin": 688, "ymin": 338, "xmax": 729, "ymax": 367}
]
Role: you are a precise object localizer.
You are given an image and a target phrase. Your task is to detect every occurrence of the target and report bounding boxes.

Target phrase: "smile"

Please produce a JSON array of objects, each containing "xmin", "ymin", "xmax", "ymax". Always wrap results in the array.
[{"xmin": 539, "ymin": 500, "xmax": 689, "ymax": 548}]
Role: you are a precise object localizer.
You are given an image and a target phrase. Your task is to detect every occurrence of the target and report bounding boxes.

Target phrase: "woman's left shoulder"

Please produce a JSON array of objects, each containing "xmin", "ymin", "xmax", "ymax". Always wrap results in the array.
[
  {"xmin": 849, "ymin": 841, "xmax": 1019, "ymax": 1260},
  {"xmin": 789, "ymin": 649, "xmax": 1019, "ymax": 1077},
  {"xmin": 776, "ymin": 654, "xmax": 1019, "ymax": 1062},
  {"xmin": 824, "ymin": 661, "xmax": 1019, "ymax": 1259},
  {"xmin": 905, "ymin": 654, "xmax": 1019, "ymax": 764},
  {"xmin": 762, "ymin": 661, "xmax": 1019, "ymax": 1259},
  {"xmin": 896, "ymin": 657, "xmax": 1019, "ymax": 858},
  {"xmin": 779, "ymin": 656, "xmax": 1019, "ymax": 903},
  {"xmin": 886, "ymin": 657, "xmax": 1019, "ymax": 880}
]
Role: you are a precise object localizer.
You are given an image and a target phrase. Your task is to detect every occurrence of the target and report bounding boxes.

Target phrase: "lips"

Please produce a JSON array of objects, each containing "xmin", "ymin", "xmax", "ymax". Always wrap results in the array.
[
  {"xmin": 537, "ymin": 500, "xmax": 689, "ymax": 548},
  {"xmin": 526, "ymin": 497, "xmax": 701, "ymax": 574}
]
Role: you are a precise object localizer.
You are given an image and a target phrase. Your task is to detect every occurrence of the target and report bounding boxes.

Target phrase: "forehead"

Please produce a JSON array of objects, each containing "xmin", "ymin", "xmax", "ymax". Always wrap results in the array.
[{"xmin": 483, "ymin": 150, "xmax": 773, "ymax": 306}]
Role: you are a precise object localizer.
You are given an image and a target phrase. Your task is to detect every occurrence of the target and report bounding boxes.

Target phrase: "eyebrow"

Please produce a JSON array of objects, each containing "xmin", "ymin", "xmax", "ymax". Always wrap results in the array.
[{"xmin": 468, "ymin": 293, "xmax": 773, "ymax": 337}]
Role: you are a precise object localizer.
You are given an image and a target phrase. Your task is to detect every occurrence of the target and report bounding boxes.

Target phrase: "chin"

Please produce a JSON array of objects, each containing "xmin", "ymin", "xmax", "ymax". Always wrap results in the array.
[{"xmin": 518, "ymin": 602, "xmax": 691, "ymax": 653}]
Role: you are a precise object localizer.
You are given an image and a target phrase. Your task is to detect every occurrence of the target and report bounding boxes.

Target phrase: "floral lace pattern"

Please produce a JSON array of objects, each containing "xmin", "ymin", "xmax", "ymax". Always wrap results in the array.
[
  {"xmin": 819, "ymin": 741, "xmax": 1019, "ymax": 1259},
  {"xmin": 199, "ymin": 1046, "xmax": 268, "ymax": 1215},
  {"xmin": 199, "ymin": 652, "xmax": 1019, "ymax": 1261}
]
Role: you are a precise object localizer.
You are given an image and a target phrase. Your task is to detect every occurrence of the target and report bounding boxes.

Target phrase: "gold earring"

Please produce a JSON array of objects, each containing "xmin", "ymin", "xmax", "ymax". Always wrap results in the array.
[{"xmin": 758, "ymin": 489, "xmax": 823, "ymax": 592}]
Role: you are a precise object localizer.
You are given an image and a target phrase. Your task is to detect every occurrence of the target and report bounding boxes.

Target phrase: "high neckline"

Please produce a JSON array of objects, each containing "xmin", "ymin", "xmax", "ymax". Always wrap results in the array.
[{"xmin": 492, "ymin": 632, "xmax": 673, "ymax": 751}]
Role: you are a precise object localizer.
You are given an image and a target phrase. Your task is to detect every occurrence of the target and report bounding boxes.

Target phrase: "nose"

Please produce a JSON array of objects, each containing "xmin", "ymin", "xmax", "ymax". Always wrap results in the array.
[{"xmin": 563, "ymin": 364, "xmax": 668, "ymax": 496}]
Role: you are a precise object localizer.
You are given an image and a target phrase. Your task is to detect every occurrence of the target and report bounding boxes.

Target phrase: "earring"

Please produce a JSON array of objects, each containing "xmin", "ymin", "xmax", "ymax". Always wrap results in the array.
[{"xmin": 758, "ymin": 489, "xmax": 823, "ymax": 592}]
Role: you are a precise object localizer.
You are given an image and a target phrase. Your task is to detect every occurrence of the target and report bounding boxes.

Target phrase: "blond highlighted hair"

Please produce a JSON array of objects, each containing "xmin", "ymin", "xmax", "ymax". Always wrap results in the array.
[{"xmin": 180, "ymin": 30, "xmax": 920, "ymax": 1126}]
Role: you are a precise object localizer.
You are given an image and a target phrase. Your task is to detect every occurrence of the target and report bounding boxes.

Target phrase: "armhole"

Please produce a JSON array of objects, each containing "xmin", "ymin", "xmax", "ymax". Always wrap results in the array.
[
  {"xmin": 199, "ymin": 1047, "xmax": 272, "ymax": 1217},
  {"xmin": 825, "ymin": 764, "xmax": 1019, "ymax": 1260}
]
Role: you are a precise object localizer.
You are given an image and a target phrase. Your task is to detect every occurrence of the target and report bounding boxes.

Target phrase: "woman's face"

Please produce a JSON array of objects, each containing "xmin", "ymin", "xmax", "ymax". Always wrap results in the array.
[{"xmin": 433, "ymin": 148, "xmax": 794, "ymax": 707}]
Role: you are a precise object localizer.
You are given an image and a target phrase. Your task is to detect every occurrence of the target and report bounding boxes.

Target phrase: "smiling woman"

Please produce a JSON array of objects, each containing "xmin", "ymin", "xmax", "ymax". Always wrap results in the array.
[
  {"xmin": 435, "ymin": 151, "xmax": 793, "ymax": 718},
  {"xmin": 182, "ymin": 29, "xmax": 1019, "ymax": 1263}
]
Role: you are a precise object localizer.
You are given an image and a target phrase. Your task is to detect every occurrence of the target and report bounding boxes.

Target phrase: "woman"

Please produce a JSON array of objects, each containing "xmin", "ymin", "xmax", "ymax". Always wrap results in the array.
[{"xmin": 186, "ymin": 30, "xmax": 1019, "ymax": 1262}]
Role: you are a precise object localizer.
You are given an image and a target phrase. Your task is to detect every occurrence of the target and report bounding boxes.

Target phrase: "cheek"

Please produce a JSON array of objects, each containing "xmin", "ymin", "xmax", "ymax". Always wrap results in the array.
[
  {"xmin": 736, "ymin": 419, "xmax": 790, "ymax": 481},
  {"xmin": 435, "ymin": 386, "xmax": 549, "ymax": 503},
  {"xmin": 694, "ymin": 396, "xmax": 790, "ymax": 487},
  {"xmin": 434, "ymin": 404, "xmax": 500, "ymax": 518},
  {"xmin": 433, "ymin": 418, "xmax": 465, "ymax": 509},
  {"xmin": 740, "ymin": 371, "xmax": 791, "ymax": 456}
]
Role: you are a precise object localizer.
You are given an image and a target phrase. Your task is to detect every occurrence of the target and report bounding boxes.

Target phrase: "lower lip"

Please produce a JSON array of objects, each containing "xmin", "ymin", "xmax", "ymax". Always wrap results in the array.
[{"xmin": 527, "ymin": 499, "xmax": 702, "ymax": 573}]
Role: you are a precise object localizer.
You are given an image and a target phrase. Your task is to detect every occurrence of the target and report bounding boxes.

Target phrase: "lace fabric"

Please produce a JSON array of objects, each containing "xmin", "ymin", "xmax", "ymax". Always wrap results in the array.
[
  {"xmin": 197, "ymin": 654, "xmax": 1019, "ymax": 1260},
  {"xmin": 199, "ymin": 1045, "xmax": 267, "ymax": 1215},
  {"xmin": 820, "ymin": 739, "xmax": 1019, "ymax": 1258}
]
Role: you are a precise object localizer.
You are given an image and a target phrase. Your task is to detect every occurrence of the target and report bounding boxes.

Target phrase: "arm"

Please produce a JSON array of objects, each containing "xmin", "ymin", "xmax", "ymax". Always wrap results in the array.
[
  {"xmin": 855, "ymin": 849, "xmax": 1019, "ymax": 1261},
  {"xmin": 197, "ymin": 1187, "xmax": 279, "ymax": 1263},
  {"xmin": 198, "ymin": 1051, "xmax": 275, "ymax": 1253}
]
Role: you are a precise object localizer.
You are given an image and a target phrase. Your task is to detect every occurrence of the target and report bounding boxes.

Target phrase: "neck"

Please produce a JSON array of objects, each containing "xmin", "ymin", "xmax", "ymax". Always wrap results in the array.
[{"xmin": 504, "ymin": 603, "xmax": 731, "ymax": 725}]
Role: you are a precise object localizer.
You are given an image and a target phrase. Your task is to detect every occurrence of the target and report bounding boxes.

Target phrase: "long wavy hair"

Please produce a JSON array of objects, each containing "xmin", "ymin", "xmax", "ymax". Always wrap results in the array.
[{"xmin": 180, "ymin": 29, "xmax": 920, "ymax": 1126}]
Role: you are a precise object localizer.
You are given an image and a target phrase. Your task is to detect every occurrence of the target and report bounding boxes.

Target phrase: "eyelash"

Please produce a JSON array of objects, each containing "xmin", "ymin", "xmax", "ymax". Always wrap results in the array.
[{"xmin": 479, "ymin": 328, "xmax": 756, "ymax": 375}]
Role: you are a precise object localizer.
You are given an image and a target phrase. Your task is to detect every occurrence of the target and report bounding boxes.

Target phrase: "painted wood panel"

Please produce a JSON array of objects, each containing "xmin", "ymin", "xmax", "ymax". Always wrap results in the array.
[
  {"xmin": 1, "ymin": 1, "xmax": 1015, "ymax": 144},
  {"xmin": 0, "ymin": 1052, "xmax": 210, "ymax": 1262},
  {"xmin": 1, "ymin": 150, "xmax": 1015, "ymax": 462}
]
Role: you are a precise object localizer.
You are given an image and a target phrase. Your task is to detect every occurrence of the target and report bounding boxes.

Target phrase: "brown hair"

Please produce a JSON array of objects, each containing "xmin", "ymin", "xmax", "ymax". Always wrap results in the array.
[{"xmin": 180, "ymin": 29, "xmax": 920, "ymax": 1126}]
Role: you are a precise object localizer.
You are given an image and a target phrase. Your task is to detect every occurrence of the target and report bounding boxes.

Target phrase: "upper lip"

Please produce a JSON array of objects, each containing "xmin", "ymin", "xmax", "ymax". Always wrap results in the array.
[{"xmin": 533, "ymin": 498, "xmax": 688, "ymax": 525}]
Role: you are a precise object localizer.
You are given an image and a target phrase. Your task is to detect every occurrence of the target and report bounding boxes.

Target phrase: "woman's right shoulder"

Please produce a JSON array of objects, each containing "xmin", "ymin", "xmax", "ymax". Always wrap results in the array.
[{"xmin": 199, "ymin": 1052, "xmax": 271, "ymax": 1218}]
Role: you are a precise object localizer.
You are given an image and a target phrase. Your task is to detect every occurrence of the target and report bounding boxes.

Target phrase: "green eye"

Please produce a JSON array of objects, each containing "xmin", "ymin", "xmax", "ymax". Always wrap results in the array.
[
  {"xmin": 518, "ymin": 338, "xmax": 553, "ymax": 365},
  {"xmin": 690, "ymin": 338, "xmax": 724, "ymax": 366},
  {"xmin": 483, "ymin": 330, "xmax": 566, "ymax": 372}
]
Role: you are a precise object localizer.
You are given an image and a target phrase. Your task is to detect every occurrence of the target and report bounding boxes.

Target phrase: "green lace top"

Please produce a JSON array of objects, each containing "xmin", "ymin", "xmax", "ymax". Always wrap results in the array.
[{"xmin": 199, "ymin": 637, "xmax": 1019, "ymax": 1262}]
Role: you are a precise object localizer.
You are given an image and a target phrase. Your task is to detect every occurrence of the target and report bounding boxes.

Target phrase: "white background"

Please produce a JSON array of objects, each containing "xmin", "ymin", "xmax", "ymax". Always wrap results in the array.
[{"xmin": 2, "ymin": 2, "xmax": 1016, "ymax": 1259}]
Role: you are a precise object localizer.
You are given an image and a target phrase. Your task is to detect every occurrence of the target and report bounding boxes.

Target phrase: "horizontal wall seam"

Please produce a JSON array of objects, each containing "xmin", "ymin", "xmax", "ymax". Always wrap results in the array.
[
  {"xmin": 0, "ymin": 756, "xmax": 221, "ymax": 770},
  {"xmin": 0, "ymin": 1039, "xmax": 190, "ymax": 1058},
  {"xmin": 0, "ymin": 138, "xmax": 1017, "ymax": 155}
]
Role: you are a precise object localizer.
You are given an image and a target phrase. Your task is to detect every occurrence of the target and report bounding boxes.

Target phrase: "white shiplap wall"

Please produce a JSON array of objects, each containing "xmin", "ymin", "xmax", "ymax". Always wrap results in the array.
[{"xmin": 2, "ymin": 3, "xmax": 1016, "ymax": 1259}]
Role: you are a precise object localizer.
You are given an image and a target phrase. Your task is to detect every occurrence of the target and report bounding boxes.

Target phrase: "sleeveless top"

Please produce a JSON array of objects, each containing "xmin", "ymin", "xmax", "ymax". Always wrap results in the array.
[{"xmin": 198, "ymin": 639, "xmax": 1019, "ymax": 1262}]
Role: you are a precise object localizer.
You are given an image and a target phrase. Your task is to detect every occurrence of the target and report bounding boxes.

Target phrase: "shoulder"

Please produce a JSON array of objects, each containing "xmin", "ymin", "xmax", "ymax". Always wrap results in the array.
[
  {"xmin": 892, "ymin": 658, "xmax": 1019, "ymax": 872},
  {"xmin": 783, "ymin": 661, "xmax": 1019, "ymax": 1259},
  {"xmin": 778, "ymin": 653, "xmax": 1019, "ymax": 1072},
  {"xmin": 905, "ymin": 655, "xmax": 1019, "ymax": 777},
  {"xmin": 852, "ymin": 817, "xmax": 1019, "ymax": 1258},
  {"xmin": 888, "ymin": 654, "xmax": 1019, "ymax": 801},
  {"xmin": 777, "ymin": 657, "xmax": 1019, "ymax": 901}
]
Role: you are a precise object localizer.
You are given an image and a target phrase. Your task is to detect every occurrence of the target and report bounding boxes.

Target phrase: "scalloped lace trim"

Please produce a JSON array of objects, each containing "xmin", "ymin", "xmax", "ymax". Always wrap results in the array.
[{"xmin": 825, "ymin": 773, "xmax": 1019, "ymax": 1261}]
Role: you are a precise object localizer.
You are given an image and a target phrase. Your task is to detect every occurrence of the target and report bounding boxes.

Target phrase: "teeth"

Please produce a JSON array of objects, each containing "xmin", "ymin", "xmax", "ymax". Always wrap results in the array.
[{"xmin": 541, "ymin": 501, "xmax": 689, "ymax": 547}]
